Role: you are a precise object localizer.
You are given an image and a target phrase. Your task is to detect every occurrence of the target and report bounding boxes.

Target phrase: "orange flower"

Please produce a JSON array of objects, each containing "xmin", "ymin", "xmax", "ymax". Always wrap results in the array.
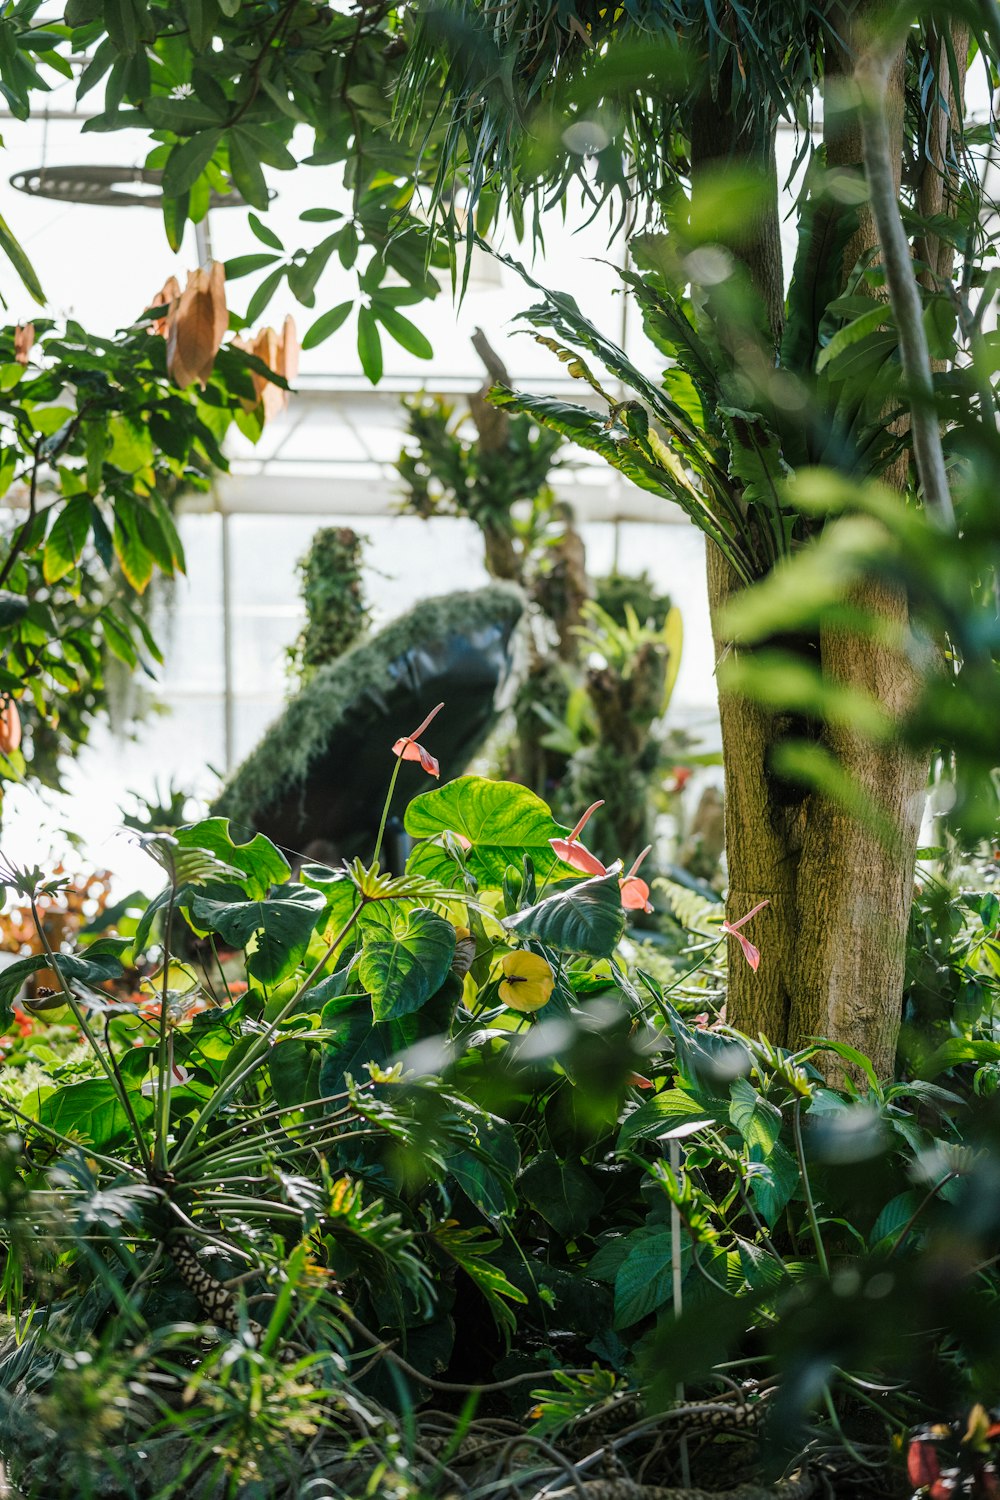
[
  {"xmin": 232, "ymin": 314, "xmax": 299, "ymax": 423},
  {"xmin": 165, "ymin": 261, "xmax": 228, "ymax": 389},
  {"xmin": 0, "ymin": 698, "xmax": 21, "ymax": 755},
  {"xmin": 392, "ymin": 702, "xmax": 444, "ymax": 777},
  {"xmin": 13, "ymin": 323, "xmax": 34, "ymax": 366},
  {"xmin": 620, "ymin": 845, "xmax": 653, "ymax": 914}
]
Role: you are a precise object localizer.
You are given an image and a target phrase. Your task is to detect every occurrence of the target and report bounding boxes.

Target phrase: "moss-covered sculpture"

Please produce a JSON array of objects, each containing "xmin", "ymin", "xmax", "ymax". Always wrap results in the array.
[
  {"xmin": 213, "ymin": 584, "xmax": 524, "ymax": 860},
  {"xmin": 285, "ymin": 526, "xmax": 371, "ymax": 690}
]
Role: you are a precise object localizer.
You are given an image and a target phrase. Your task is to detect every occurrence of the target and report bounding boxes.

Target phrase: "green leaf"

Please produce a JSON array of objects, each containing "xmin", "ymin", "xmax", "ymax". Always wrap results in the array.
[
  {"xmin": 0, "ymin": 944, "xmax": 128, "ymax": 1024},
  {"xmin": 503, "ymin": 872, "xmax": 626, "ymax": 958},
  {"xmin": 113, "ymin": 502, "xmax": 154, "ymax": 594},
  {"xmin": 0, "ymin": 210, "xmax": 44, "ymax": 304},
  {"xmin": 430, "ymin": 1221, "xmax": 526, "ymax": 1344},
  {"xmin": 0, "ymin": 590, "xmax": 29, "ymax": 628},
  {"xmin": 183, "ymin": 0, "xmax": 218, "ymax": 51},
  {"xmin": 269, "ymin": 1035, "xmax": 321, "ymax": 1114},
  {"xmin": 374, "ymin": 304, "xmax": 433, "ymax": 359},
  {"xmin": 228, "ymin": 128, "xmax": 269, "ymax": 211},
  {"xmin": 28, "ymin": 1077, "xmax": 153, "ymax": 1151},
  {"xmin": 816, "ymin": 303, "xmax": 895, "ymax": 373},
  {"xmin": 357, "ymin": 306, "xmax": 382, "ymax": 383},
  {"xmin": 519, "ymin": 1150, "xmax": 603, "ymax": 1239},
  {"xmin": 302, "ymin": 300, "xmax": 353, "ymax": 350},
  {"xmin": 248, "ymin": 211, "xmax": 283, "ymax": 251},
  {"xmin": 406, "ymin": 775, "xmax": 567, "ymax": 889},
  {"xmin": 728, "ymin": 1077, "xmax": 782, "ymax": 1156},
  {"xmin": 42, "ymin": 496, "xmax": 91, "ymax": 584},
  {"xmin": 618, "ymin": 1088, "xmax": 716, "ymax": 1148},
  {"xmin": 102, "ymin": 611, "xmax": 138, "ymax": 666},
  {"xmin": 162, "ymin": 129, "xmax": 221, "ymax": 197},
  {"xmin": 298, "ymin": 862, "xmax": 361, "ymax": 936},
  {"xmin": 357, "ymin": 905, "xmax": 456, "ymax": 1022},
  {"xmin": 318, "ymin": 992, "xmax": 418, "ymax": 1096},
  {"xmin": 745, "ymin": 1141, "xmax": 799, "ymax": 1227},
  {"xmin": 190, "ymin": 884, "xmax": 325, "ymax": 985},
  {"xmin": 245, "ymin": 264, "xmax": 286, "ymax": 323},
  {"xmin": 175, "ymin": 818, "xmax": 289, "ymax": 899},
  {"xmin": 869, "ymin": 1190, "xmax": 921, "ymax": 1251},
  {"xmin": 224, "ymin": 252, "xmax": 280, "ymax": 281},
  {"xmin": 736, "ymin": 1238, "xmax": 787, "ymax": 1292},
  {"xmin": 613, "ymin": 1230, "xmax": 676, "ymax": 1327},
  {"xmin": 143, "ymin": 96, "xmax": 224, "ymax": 132}
]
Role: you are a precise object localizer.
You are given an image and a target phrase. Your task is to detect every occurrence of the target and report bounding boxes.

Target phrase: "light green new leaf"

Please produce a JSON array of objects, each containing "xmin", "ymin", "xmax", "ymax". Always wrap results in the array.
[
  {"xmin": 430, "ymin": 1221, "xmax": 526, "ymax": 1344},
  {"xmin": 406, "ymin": 775, "xmax": 567, "ymax": 889}
]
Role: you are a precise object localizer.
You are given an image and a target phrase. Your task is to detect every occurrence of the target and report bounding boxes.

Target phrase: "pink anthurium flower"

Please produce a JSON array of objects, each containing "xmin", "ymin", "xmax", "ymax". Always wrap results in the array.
[
  {"xmin": 721, "ymin": 899, "xmax": 770, "ymax": 972},
  {"xmin": 392, "ymin": 702, "xmax": 444, "ymax": 778},
  {"xmin": 550, "ymin": 803, "xmax": 655, "ymax": 914},
  {"xmin": 620, "ymin": 845, "xmax": 653, "ymax": 913},
  {"xmin": 549, "ymin": 800, "xmax": 607, "ymax": 875}
]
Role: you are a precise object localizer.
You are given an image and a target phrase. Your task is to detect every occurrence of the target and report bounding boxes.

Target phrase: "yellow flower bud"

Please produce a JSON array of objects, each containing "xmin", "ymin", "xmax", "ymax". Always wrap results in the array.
[{"xmin": 498, "ymin": 951, "xmax": 555, "ymax": 1013}]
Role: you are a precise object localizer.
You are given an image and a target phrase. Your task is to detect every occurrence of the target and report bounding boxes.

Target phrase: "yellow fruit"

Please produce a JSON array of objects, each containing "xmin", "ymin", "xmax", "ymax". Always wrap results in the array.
[{"xmin": 498, "ymin": 951, "xmax": 555, "ymax": 1013}]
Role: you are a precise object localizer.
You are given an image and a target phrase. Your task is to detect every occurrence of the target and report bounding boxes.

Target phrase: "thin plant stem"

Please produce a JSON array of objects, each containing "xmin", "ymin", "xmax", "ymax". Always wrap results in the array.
[
  {"xmin": 169, "ymin": 900, "xmax": 365, "ymax": 1168},
  {"xmin": 153, "ymin": 894, "xmax": 177, "ymax": 1176},
  {"xmin": 792, "ymin": 1097, "xmax": 829, "ymax": 1277},
  {"xmin": 29, "ymin": 897, "xmax": 150, "ymax": 1168},
  {"xmin": 371, "ymin": 756, "xmax": 403, "ymax": 871}
]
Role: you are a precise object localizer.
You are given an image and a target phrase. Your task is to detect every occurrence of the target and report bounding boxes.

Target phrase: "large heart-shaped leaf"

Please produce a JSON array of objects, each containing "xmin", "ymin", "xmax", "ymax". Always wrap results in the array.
[
  {"xmin": 176, "ymin": 818, "xmax": 289, "ymax": 898},
  {"xmin": 357, "ymin": 906, "xmax": 456, "ymax": 1022},
  {"xmin": 26, "ymin": 1078, "xmax": 153, "ymax": 1152},
  {"xmin": 405, "ymin": 776, "xmax": 567, "ymax": 889},
  {"xmin": 502, "ymin": 872, "xmax": 625, "ymax": 957},
  {"xmin": 190, "ymin": 883, "xmax": 325, "ymax": 985}
]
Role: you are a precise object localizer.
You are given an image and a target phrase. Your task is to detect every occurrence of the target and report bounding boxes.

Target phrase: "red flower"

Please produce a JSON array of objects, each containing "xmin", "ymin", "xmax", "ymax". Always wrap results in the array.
[
  {"xmin": 550, "ymin": 802, "xmax": 654, "ymax": 914},
  {"xmin": 907, "ymin": 1439, "xmax": 943, "ymax": 1491},
  {"xmin": 392, "ymin": 702, "xmax": 444, "ymax": 778},
  {"xmin": 721, "ymin": 899, "xmax": 770, "ymax": 972}
]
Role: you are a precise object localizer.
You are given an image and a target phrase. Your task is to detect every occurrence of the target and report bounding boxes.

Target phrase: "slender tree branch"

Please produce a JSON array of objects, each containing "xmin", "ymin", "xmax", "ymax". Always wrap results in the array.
[
  {"xmin": 0, "ymin": 440, "xmax": 41, "ymax": 591},
  {"xmin": 855, "ymin": 39, "xmax": 955, "ymax": 530}
]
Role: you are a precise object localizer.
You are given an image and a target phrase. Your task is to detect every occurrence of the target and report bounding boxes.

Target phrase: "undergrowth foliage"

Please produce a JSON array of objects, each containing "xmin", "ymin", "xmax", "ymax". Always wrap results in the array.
[{"xmin": 0, "ymin": 716, "xmax": 999, "ymax": 1498}]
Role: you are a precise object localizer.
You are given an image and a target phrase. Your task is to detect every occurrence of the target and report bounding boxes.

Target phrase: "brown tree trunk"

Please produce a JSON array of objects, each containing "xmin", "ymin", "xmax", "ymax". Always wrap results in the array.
[{"xmin": 693, "ymin": 16, "xmax": 955, "ymax": 1075}]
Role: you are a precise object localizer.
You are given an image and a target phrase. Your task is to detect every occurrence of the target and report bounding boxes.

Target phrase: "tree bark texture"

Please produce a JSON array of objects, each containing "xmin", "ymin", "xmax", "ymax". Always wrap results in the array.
[{"xmin": 690, "ymin": 15, "xmax": 953, "ymax": 1075}]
